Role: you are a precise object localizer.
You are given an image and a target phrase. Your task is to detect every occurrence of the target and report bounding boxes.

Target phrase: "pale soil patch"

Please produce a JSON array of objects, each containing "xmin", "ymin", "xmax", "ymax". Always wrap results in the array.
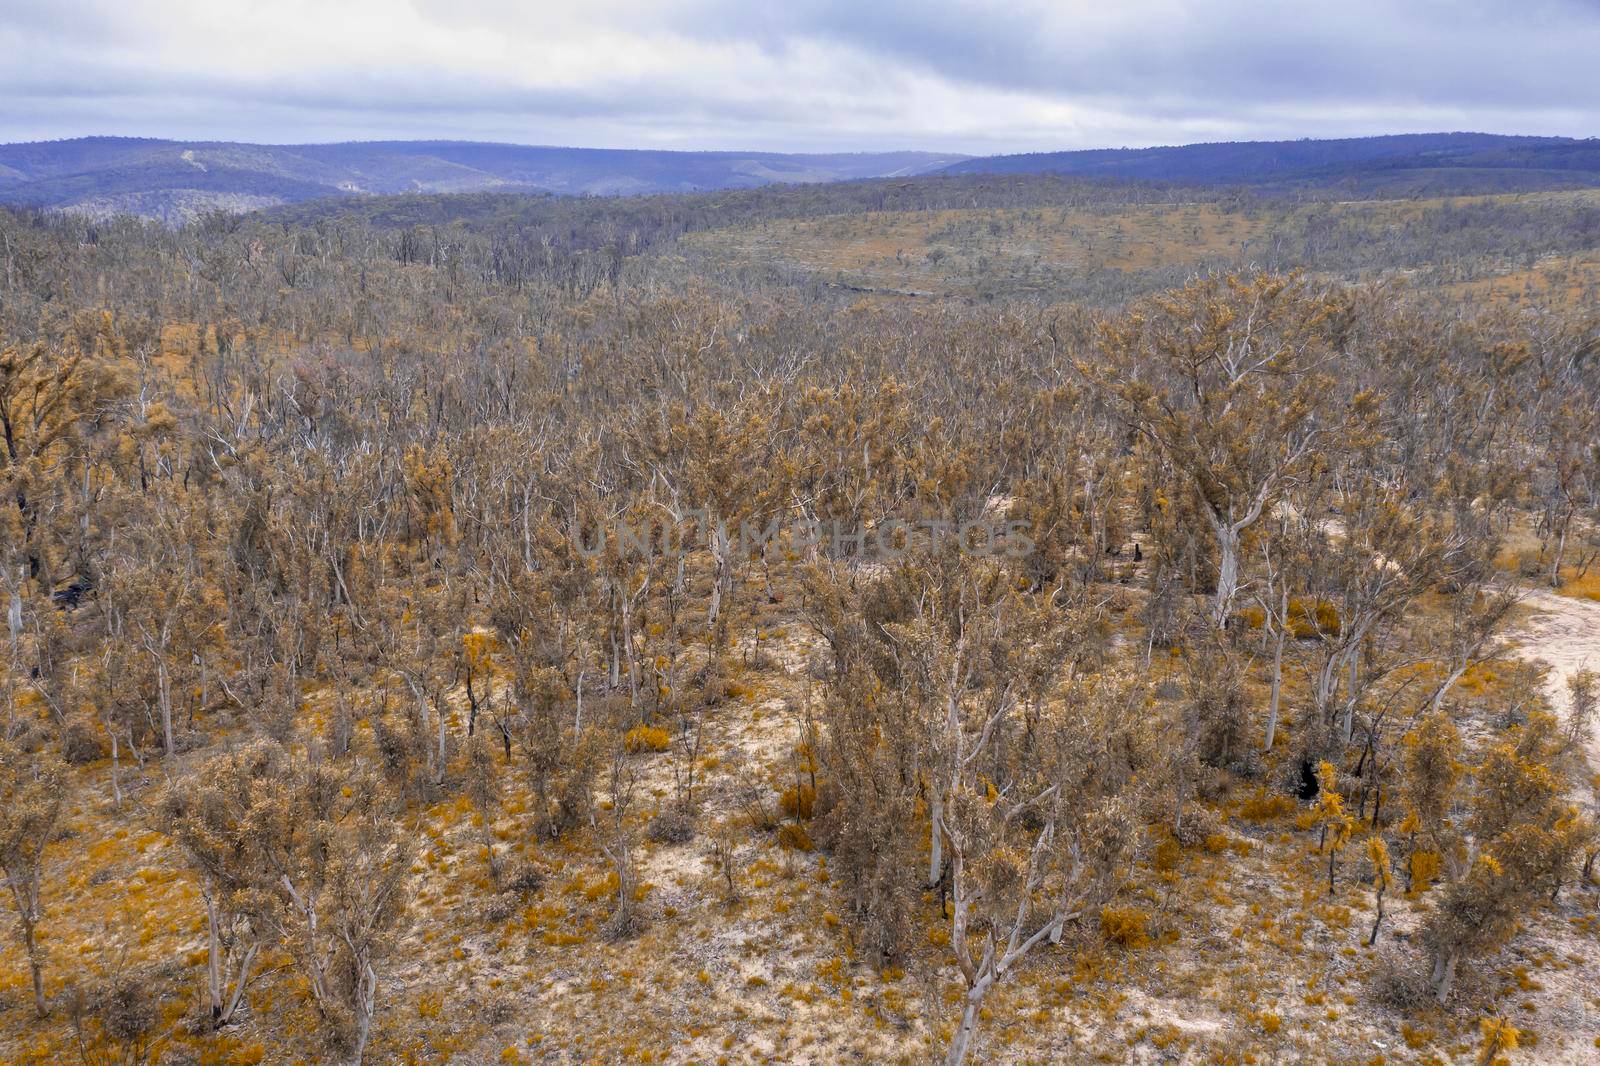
[{"xmin": 1512, "ymin": 589, "xmax": 1600, "ymax": 766}]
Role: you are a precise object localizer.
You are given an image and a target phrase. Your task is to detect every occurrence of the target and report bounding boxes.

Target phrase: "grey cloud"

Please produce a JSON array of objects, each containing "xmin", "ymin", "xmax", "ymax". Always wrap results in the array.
[
  {"xmin": 704, "ymin": 0, "xmax": 1600, "ymax": 109},
  {"xmin": 1, "ymin": 0, "xmax": 1596, "ymax": 150}
]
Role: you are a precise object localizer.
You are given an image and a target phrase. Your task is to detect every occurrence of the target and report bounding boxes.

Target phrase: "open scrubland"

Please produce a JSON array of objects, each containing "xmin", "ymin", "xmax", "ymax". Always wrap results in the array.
[
  {"xmin": 684, "ymin": 188, "xmax": 1600, "ymax": 307},
  {"xmin": 0, "ymin": 175, "xmax": 1598, "ymax": 1065}
]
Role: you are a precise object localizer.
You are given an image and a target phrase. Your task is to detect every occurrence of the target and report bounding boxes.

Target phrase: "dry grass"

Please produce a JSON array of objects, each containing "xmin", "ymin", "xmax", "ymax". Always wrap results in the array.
[{"xmin": 1558, "ymin": 570, "xmax": 1600, "ymax": 603}]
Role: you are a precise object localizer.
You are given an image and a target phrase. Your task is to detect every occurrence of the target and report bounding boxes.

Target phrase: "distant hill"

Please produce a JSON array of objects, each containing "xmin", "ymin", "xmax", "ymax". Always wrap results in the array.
[
  {"xmin": 0, "ymin": 137, "xmax": 967, "ymax": 222},
  {"xmin": 7, "ymin": 133, "xmax": 1600, "ymax": 223},
  {"xmin": 938, "ymin": 133, "xmax": 1600, "ymax": 194}
]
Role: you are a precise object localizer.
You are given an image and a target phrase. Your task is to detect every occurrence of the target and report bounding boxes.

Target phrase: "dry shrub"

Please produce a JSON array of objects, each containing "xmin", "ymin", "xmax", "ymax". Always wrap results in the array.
[
  {"xmin": 1367, "ymin": 952, "xmax": 1437, "ymax": 1013},
  {"xmin": 1561, "ymin": 570, "xmax": 1600, "ymax": 602},
  {"xmin": 543, "ymin": 744, "xmax": 598, "ymax": 840},
  {"xmin": 500, "ymin": 860, "xmax": 547, "ymax": 896},
  {"xmin": 776, "ymin": 823, "xmax": 813, "ymax": 851},
  {"xmin": 808, "ymin": 777, "xmax": 918, "ymax": 968},
  {"xmin": 603, "ymin": 904, "xmax": 644, "ymax": 942},
  {"xmin": 624, "ymin": 724, "xmax": 670, "ymax": 753},
  {"xmin": 1100, "ymin": 906, "xmax": 1152, "ymax": 948},
  {"xmin": 1151, "ymin": 833, "xmax": 1182, "ymax": 872},
  {"xmin": 478, "ymin": 892, "xmax": 522, "ymax": 924},
  {"xmin": 1238, "ymin": 787, "xmax": 1297, "ymax": 822},
  {"xmin": 646, "ymin": 807, "xmax": 696, "ymax": 844},
  {"xmin": 1226, "ymin": 749, "xmax": 1265, "ymax": 780},
  {"xmin": 1175, "ymin": 805, "xmax": 1223, "ymax": 848},
  {"xmin": 735, "ymin": 783, "xmax": 781, "ymax": 833},
  {"xmin": 68, "ymin": 965, "xmax": 169, "ymax": 1060},
  {"xmin": 1408, "ymin": 850, "xmax": 1444, "ymax": 892},
  {"xmin": 372, "ymin": 712, "xmax": 436, "ymax": 803},
  {"xmin": 779, "ymin": 782, "xmax": 816, "ymax": 820},
  {"xmin": 1184, "ymin": 650, "xmax": 1248, "ymax": 769},
  {"xmin": 690, "ymin": 659, "xmax": 731, "ymax": 707},
  {"xmin": 62, "ymin": 718, "xmax": 107, "ymax": 764},
  {"xmin": 1288, "ymin": 598, "xmax": 1341, "ymax": 639}
]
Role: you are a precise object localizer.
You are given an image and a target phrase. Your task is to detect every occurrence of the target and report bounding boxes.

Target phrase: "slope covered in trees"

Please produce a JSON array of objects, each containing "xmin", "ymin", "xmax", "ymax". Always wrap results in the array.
[
  {"xmin": 0, "ymin": 182, "xmax": 1597, "ymax": 1064},
  {"xmin": 939, "ymin": 133, "xmax": 1600, "ymax": 196},
  {"xmin": 9, "ymin": 132, "xmax": 1600, "ymax": 223},
  {"xmin": 682, "ymin": 189, "xmax": 1600, "ymax": 306},
  {"xmin": 0, "ymin": 137, "xmax": 965, "ymax": 221}
]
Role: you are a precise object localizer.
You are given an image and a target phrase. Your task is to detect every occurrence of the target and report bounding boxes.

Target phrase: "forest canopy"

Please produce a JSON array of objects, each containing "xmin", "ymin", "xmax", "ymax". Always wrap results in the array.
[{"xmin": 0, "ymin": 172, "xmax": 1598, "ymax": 1065}]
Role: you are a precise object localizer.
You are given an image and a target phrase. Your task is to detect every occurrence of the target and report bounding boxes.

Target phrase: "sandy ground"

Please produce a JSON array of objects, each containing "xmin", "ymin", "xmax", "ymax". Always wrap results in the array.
[{"xmin": 1512, "ymin": 589, "xmax": 1600, "ymax": 768}]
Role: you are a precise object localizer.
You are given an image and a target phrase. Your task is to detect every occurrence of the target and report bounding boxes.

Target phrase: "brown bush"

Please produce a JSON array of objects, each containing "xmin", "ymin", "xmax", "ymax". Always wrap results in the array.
[{"xmin": 61, "ymin": 719, "xmax": 107, "ymax": 764}]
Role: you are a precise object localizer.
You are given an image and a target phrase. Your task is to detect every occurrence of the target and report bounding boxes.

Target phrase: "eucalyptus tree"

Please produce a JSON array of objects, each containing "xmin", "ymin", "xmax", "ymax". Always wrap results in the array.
[{"xmin": 1089, "ymin": 273, "xmax": 1352, "ymax": 628}]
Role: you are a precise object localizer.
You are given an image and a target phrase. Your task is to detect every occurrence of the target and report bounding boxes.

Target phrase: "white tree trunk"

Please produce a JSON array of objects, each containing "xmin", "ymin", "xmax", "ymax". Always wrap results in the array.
[
  {"xmin": 158, "ymin": 659, "xmax": 175, "ymax": 755},
  {"xmin": 1429, "ymin": 661, "xmax": 1472, "ymax": 715},
  {"xmin": 206, "ymin": 887, "xmax": 223, "ymax": 1020},
  {"xmin": 108, "ymin": 729, "xmax": 122, "ymax": 809},
  {"xmin": 1264, "ymin": 616, "xmax": 1286, "ymax": 751},
  {"xmin": 436, "ymin": 692, "xmax": 447, "ymax": 784},
  {"xmin": 706, "ymin": 525, "xmax": 731, "ymax": 631},
  {"xmin": 1549, "ymin": 517, "xmax": 1569, "ymax": 587},
  {"xmin": 349, "ymin": 962, "xmax": 376, "ymax": 1066},
  {"xmin": 621, "ymin": 589, "xmax": 638, "ymax": 708},
  {"xmin": 945, "ymin": 993, "xmax": 983, "ymax": 1066},
  {"xmin": 1211, "ymin": 524, "xmax": 1241, "ymax": 629},
  {"xmin": 1431, "ymin": 950, "xmax": 1458, "ymax": 1004},
  {"xmin": 219, "ymin": 943, "xmax": 258, "ymax": 1027}
]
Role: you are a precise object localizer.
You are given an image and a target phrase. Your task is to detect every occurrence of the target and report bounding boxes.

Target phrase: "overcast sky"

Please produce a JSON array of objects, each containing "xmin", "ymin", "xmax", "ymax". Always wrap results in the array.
[{"xmin": 3, "ymin": 0, "xmax": 1598, "ymax": 152}]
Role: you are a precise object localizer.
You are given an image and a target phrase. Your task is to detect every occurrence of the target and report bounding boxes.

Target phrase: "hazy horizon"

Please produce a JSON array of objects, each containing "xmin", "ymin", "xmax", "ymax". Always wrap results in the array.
[{"xmin": 0, "ymin": 129, "xmax": 1590, "ymax": 156}]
